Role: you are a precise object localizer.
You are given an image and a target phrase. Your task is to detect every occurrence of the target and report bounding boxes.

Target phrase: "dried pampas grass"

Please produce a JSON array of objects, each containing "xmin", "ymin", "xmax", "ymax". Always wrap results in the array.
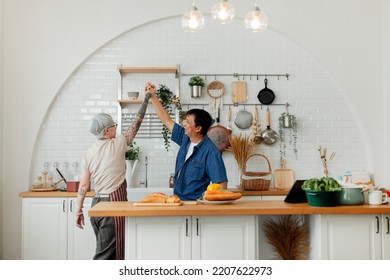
[
  {"xmin": 227, "ymin": 134, "xmax": 255, "ymax": 171},
  {"xmin": 262, "ymin": 215, "xmax": 310, "ymax": 260}
]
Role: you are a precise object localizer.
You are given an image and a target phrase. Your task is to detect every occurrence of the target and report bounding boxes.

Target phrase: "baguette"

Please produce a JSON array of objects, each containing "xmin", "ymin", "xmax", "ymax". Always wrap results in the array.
[
  {"xmin": 204, "ymin": 192, "xmax": 242, "ymax": 201},
  {"xmin": 139, "ymin": 192, "xmax": 167, "ymax": 203},
  {"xmin": 167, "ymin": 195, "xmax": 181, "ymax": 203}
]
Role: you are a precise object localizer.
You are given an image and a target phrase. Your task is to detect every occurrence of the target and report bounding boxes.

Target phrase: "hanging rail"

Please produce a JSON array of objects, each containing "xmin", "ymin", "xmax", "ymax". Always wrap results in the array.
[
  {"xmin": 181, "ymin": 72, "xmax": 290, "ymax": 80},
  {"xmin": 182, "ymin": 102, "xmax": 289, "ymax": 109}
]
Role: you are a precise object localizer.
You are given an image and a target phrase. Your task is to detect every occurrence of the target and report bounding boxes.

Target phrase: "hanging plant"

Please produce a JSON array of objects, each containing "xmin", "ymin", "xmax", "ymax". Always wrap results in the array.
[
  {"xmin": 156, "ymin": 84, "xmax": 182, "ymax": 151},
  {"xmin": 278, "ymin": 112, "xmax": 298, "ymax": 160}
]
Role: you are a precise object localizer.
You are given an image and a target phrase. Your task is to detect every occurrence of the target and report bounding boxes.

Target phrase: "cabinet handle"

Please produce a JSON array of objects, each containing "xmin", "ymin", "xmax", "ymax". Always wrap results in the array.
[
  {"xmin": 196, "ymin": 218, "xmax": 199, "ymax": 236},
  {"xmin": 386, "ymin": 217, "xmax": 390, "ymax": 235},
  {"xmin": 185, "ymin": 218, "xmax": 188, "ymax": 236},
  {"xmin": 376, "ymin": 216, "xmax": 380, "ymax": 234},
  {"xmin": 63, "ymin": 200, "xmax": 66, "ymax": 213},
  {"xmin": 70, "ymin": 200, "xmax": 73, "ymax": 212}
]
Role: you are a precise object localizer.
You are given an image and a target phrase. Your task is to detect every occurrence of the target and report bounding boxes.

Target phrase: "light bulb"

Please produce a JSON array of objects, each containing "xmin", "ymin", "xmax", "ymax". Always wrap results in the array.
[
  {"xmin": 245, "ymin": 4, "xmax": 268, "ymax": 32},
  {"xmin": 182, "ymin": 4, "xmax": 205, "ymax": 32},
  {"xmin": 212, "ymin": 0, "xmax": 235, "ymax": 24}
]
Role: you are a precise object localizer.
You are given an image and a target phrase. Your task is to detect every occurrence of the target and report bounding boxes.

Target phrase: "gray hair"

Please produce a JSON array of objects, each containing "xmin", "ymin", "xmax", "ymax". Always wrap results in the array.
[{"xmin": 90, "ymin": 113, "xmax": 114, "ymax": 139}]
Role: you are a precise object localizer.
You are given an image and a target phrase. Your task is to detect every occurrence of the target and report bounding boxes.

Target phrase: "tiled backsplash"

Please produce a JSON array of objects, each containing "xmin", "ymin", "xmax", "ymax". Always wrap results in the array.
[{"xmin": 30, "ymin": 16, "xmax": 370, "ymax": 189}]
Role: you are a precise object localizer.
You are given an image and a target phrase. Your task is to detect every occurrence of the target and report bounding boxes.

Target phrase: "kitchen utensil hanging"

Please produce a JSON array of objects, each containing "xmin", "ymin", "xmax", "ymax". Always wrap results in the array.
[
  {"xmin": 208, "ymin": 125, "xmax": 230, "ymax": 152},
  {"xmin": 260, "ymin": 107, "xmax": 277, "ymax": 144},
  {"xmin": 226, "ymin": 106, "xmax": 233, "ymax": 133},
  {"xmin": 207, "ymin": 80, "xmax": 224, "ymax": 120},
  {"xmin": 234, "ymin": 106, "xmax": 253, "ymax": 130},
  {"xmin": 257, "ymin": 78, "xmax": 275, "ymax": 105}
]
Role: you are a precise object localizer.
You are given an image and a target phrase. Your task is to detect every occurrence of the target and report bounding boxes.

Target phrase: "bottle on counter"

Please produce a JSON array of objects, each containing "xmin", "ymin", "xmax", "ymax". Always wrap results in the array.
[{"xmin": 72, "ymin": 162, "xmax": 80, "ymax": 181}]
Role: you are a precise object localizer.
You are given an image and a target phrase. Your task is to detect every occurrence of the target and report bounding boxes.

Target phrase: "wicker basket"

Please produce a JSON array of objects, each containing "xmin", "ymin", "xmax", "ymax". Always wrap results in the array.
[{"xmin": 240, "ymin": 153, "xmax": 272, "ymax": 191}]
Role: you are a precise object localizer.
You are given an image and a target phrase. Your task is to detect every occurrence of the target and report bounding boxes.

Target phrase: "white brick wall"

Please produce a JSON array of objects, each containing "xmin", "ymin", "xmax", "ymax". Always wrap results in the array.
[{"xmin": 30, "ymin": 16, "xmax": 369, "ymax": 189}]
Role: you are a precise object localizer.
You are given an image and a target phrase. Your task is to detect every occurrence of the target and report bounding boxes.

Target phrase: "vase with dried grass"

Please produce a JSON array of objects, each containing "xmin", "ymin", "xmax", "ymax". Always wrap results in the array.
[{"xmin": 262, "ymin": 215, "xmax": 310, "ymax": 260}]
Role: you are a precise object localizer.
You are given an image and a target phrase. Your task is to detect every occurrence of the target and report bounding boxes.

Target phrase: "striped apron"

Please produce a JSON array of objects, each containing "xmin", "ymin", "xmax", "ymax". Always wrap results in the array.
[{"xmin": 109, "ymin": 180, "xmax": 127, "ymax": 260}]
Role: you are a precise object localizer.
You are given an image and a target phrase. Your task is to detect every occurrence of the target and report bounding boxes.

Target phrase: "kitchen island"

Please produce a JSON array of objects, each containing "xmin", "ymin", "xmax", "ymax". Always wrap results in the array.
[{"xmin": 89, "ymin": 200, "xmax": 390, "ymax": 260}]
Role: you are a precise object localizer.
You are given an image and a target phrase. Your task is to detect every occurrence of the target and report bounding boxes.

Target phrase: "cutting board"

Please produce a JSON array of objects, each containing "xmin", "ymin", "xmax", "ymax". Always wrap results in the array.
[
  {"xmin": 274, "ymin": 160, "xmax": 295, "ymax": 190},
  {"xmin": 231, "ymin": 81, "xmax": 247, "ymax": 104},
  {"xmin": 133, "ymin": 202, "xmax": 182, "ymax": 207}
]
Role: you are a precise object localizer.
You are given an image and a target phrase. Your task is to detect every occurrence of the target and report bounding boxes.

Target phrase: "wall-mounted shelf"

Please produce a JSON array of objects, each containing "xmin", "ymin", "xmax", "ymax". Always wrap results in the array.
[
  {"xmin": 117, "ymin": 65, "xmax": 180, "ymax": 138},
  {"xmin": 119, "ymin": 67, "xmax": 179, "ymax": 77}
]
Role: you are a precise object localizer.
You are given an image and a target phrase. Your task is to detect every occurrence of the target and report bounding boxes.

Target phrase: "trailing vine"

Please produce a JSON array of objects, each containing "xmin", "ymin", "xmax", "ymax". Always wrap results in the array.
[
  {"xmin": 156, "ymin": 84, "xmax": 182, "ymax": 151},
  {"xmin": 278, "ymin": 112, "xmax": 298, "ymax": 161}
]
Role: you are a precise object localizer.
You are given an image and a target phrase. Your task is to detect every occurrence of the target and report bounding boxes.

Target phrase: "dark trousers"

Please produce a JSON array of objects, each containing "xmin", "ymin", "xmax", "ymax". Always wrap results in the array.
[{"xmin": 90, "ymin": 197, "xmax": 116, "ymax": 260}]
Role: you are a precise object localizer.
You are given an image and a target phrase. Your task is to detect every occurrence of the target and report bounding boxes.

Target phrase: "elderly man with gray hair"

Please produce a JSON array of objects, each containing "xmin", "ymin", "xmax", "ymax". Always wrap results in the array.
[{"xmin": 75, "ymin": 85, "xmax": 152, "ymax": 260}]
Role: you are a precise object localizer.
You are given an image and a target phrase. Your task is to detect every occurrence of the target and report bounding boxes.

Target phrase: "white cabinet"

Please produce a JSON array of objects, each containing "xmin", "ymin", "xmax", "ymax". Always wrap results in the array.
[
  {"xmin": 126, "ymin": 216, "xmax": 191, "ymax": 260},
  {"xmin": 309, "ymin": 214, "xmax": 389, "ymax": 260},
  {"xmin": 67, "ymin": 197, "xmax": 96, "ymax": 260},
  {"xmin": 192, "ymin": 215, "xmax": 256, "ymax": 260},
  {"xmin": 125, "ymin": 215, "xmax": 257, "ymax": 260},
  {"xmin": 381, "ymin": 214, "xmax": 390, "ymax": 260},
  {"xmin": 22, "ymin": 197, "xmax": 95, "ymax": 260}
]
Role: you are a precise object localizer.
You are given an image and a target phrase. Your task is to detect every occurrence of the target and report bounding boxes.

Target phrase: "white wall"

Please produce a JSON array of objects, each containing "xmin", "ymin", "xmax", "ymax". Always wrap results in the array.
[
  {"xmin": 0, "ymin": 0, "xmax": 5, "ymax": 260},
  {"xmin": 2, "ymin": 0, "xmax": 388, "ymax": 259},
  {"xmin": 30, "ymin": 16, "xmax": 369, "ymax": 190}
]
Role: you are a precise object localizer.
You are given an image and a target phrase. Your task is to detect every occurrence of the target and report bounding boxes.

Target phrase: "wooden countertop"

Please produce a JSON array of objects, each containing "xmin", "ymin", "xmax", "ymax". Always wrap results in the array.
[
  {"xmin": 19, "ymin": 191, "xmax": 95, "ymax": 198},
  {"xmin": 19, "ymin": 189, "xmax": 288, "ymax": 198},
  {"xmin": 88, "ymin": 200, "xmax": 390, "ymax": 217}
]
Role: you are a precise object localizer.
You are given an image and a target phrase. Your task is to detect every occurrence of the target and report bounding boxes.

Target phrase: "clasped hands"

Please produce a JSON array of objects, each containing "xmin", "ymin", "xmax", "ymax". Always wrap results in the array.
[{"xmin": 145, "ymin": 82, "xmax": 156, "ymax": 94}]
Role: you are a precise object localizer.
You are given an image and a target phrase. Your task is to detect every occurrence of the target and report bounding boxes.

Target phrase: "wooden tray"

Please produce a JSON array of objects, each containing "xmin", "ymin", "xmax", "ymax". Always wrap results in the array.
[
  {"xmin": 133, "ymin": 202, "xmax": 182, "ymax": 207},
  {"xmin": 31, "ymin": 187, "xmax": 58, "ymax": 192}
]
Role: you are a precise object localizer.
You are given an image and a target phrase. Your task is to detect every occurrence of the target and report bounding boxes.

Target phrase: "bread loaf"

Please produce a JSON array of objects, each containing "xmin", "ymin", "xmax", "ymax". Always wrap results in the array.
[
  {"xmin": 204, "ymin": 191, "xmax": 242, "ymax": 201},
  {"xmin": 139, "ymin": 192, "xmax": 167, "ymax": 203},
  {"xmin": 167, "ymin": 195, "xmax": 181, "ymax": 203}
]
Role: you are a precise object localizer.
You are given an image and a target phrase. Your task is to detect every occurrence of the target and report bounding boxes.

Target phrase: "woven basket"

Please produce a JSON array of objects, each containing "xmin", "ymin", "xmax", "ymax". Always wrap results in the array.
[{"xmin": 240, "ymin": 153, "xmax": 272, "ymax": 191}]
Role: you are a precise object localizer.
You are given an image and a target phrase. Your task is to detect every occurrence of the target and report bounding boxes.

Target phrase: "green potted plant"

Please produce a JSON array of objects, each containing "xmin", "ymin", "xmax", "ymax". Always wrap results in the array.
[
  {"xmin": 188, "ymin": 74, "xmax": 205, "ymax": 98},
  {"xmin": 125, "ymin": 141, "xmax": 140, "ymax": 188},
  {"xmin": 156, "ymin": 84, "xmax": 183, "ymax": 151},
  {"xmin": 125, "ymin": 141, "xmax": 140, "ymax": 161},
  {"xmin": 301, "ymin": 177, "xmax": 341, "ymax": 207}
]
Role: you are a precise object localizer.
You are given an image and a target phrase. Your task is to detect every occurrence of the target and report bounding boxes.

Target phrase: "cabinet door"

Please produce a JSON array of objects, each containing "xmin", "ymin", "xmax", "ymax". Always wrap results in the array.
[
  {"xmin": 320, "ymin": 214, "xmax": 382, "ymax": 260},
  {"xmin": 192, "ymin": 215, "xmax": 256, "ymax": 260},
  {"xmin": 22, "ymin": 198, "xmax": 68, "ymax": 260},
  {"xmin": 67, "ymin": 197, "xmax": 96, "ymax": 260},
  {"xmin": 125, "ymin": 216, "xmax": 191, "ymax": 260},
  {"xmin": 382, "ymin": 214, "xmax": 390, "ymax": 260}
]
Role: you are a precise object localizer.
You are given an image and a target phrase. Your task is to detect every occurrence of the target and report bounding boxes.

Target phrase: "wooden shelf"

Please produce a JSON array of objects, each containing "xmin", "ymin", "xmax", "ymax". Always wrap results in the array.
[
  {"xmin": 118, "ymin": 99, "xmax": 147, "ymax": 104},
  {"xmin": 119, "ymin": 66, "xmax": 178, "ymax": 74}
]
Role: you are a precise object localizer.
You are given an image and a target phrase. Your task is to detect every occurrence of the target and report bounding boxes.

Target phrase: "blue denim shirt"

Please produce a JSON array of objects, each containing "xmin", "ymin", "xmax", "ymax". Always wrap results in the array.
[{"xmin": 171, "ymin": 123, "xmax": 228, "ymax": 201}]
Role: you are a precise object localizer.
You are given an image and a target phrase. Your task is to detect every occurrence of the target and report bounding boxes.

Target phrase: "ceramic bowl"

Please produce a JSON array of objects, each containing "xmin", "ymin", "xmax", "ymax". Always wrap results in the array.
[{"xmin": 127, "ymin": 92, "xmax": 139, "ymax": 100}]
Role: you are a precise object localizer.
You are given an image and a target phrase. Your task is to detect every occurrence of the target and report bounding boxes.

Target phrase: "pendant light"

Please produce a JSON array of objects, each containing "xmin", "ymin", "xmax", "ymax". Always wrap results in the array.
[
  {"xmin": 211, "ymin": 0, "xmax": 235, "ymax": 24},
  {"xmin": 182, "ymin": 1, "xmax": 205, "ymax": 32},
  {"xmin": 245, "ymin": 3, "xmax": 268, "ymax": 32}
]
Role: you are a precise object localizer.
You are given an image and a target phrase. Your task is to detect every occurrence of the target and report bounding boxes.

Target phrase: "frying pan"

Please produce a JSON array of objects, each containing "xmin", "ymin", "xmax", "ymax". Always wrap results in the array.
[
  {"xmin": 260, "ymin": 108, "xmax": 277, "ymax": 145},
  {"xmin": 257, "ymin": 78, "xmax": 275, "ymax": 105},
  {"xmin": 234, "ymin": 108, "xmax": 253, "ymax": 130},
  {"xmin": 208, "ymin": 125, "xmax": 230, "ymax": 152}
]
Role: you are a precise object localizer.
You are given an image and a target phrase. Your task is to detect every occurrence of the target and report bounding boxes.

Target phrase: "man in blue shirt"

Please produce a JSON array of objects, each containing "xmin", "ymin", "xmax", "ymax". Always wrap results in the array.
[{"xmin": 146, "ymin": 82, "xmax": 228, "ymax": 200}]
